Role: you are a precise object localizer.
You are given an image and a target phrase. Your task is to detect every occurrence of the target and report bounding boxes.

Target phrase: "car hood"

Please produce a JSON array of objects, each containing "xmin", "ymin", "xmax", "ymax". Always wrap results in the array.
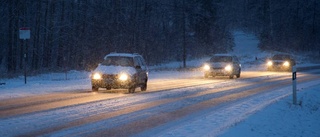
[
  {"xmin": 272, "ymin": 59, "xmax": 287, "ymax": 62},
  {"xmin": 208, "ymin": 62, "xmax": 231, "ymax": 68},
  {"xmin": 93, "ymin": 65, "xmax": 137, "ymax": 75}
]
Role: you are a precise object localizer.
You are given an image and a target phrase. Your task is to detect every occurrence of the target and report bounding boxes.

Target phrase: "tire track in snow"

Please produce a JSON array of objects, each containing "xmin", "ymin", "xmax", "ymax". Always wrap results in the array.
[
  {"xmin": 1, "ymin": 72, "xmax": 309, "ymax": 136},
  {"xmin": 0, "ymin": 78, "xmax": 224, "ymax": 118},
  {"xmin": 35, "ymin": 75, "xmax": 307, "ymax": 136},
  {"xmin": 89, "ymin": 77, "xmax": 301, "ymax": 137}
]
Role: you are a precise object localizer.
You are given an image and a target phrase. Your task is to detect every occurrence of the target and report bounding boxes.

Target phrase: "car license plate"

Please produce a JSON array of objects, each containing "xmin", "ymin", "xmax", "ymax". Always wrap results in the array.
[{"xmin": 105, "ymin": 79, "xmax": 113, "ymax": 83}]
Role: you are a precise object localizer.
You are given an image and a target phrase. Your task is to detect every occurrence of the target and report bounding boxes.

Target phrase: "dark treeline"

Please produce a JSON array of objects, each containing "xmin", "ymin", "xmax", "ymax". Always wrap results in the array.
[
  {"xmin": 236, "ymin": 0, "xmax": 320, "ymax": 53},
  {"xmin": 0, "ymin": 0, "xmax": 319, "ymax": 77}
]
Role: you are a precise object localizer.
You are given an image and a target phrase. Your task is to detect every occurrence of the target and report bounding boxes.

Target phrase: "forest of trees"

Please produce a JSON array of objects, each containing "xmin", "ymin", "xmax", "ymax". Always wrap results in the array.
[{"xmin": 0, "ymin": 0, "xmax": 319, "ymax": 77}]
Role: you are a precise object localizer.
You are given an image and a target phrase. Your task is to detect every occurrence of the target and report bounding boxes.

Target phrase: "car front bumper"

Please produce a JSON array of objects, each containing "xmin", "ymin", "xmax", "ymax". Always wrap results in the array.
[
  {"xmin": 267, "ymin": 65, "xmax": 292, "ymax": 71},
  {"xmin": 205, "ymin": 69, "xmax": 232, "ymax": 76},
  {"xmin": 91, "ymin": 78, "xmax": 135, "ymax": 89}
]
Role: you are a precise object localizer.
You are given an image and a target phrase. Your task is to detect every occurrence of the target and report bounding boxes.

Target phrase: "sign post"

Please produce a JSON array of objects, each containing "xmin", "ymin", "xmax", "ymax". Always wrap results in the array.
[
  {"xmin": 292, "ymin": 66, "xmax": 297, "ymax": 105},
  {"xmin": 19, "ymin": 27, "xmax": 30, "ymax": 84}
]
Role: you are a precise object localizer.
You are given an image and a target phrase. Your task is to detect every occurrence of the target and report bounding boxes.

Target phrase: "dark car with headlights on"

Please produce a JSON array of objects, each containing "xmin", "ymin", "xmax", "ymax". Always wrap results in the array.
[
  {"xmin": 203, "ymin": 54, "xmax": 241, "ymax": 79},
  {"xmin": 267, "ymin": 54, "xmax": 296, "ymax": 71},
  {"xmin": 91, "ymin": 53, "xmax": 148, "ymax": 93}
]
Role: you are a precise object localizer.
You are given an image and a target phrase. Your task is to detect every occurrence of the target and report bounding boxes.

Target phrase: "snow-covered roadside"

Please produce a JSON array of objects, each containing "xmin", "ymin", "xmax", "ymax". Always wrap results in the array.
[
  {"xmin": 0, "ymin": 71, "xmax": 92, "ymax": 100},
  {"xmin": 133, "ymin": 80, "xmax": 320, "ymax": 137},
  {"xmin": 218, "ymin": 80, "xmax": 320, "ymax": 137}
]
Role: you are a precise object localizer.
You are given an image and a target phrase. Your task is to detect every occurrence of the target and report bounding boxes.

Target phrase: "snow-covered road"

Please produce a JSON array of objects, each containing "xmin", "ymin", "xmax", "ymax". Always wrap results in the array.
[{"xmin": 0, "ymin": 70, "xmax": 319, "ymax": 137}]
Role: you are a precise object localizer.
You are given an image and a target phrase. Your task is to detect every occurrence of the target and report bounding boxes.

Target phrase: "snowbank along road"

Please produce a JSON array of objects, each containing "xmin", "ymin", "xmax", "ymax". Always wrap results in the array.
[{"xmin": 0, "ymin": 69, "xmax": 320, "ymax": 136}]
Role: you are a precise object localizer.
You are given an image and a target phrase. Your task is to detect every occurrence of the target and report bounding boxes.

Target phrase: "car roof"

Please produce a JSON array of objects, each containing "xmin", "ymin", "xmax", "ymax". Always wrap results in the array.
[
  {"xmin": 104, "ymin": 53, "xmax": 141, "ymax": 59},
  {"xmin": 273, "ymin": 53, "xmax": 291, "ymax": 56},
  {"xmin": 272, "ymin": 54, "xmax": 292, "ymax": 58}
]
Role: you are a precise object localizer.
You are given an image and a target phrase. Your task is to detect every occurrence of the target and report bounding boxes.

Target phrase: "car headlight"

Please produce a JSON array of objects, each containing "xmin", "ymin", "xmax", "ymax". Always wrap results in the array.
[
  {"xmin": 92, "ymin": 73, "xmax": 102, "ymax": 80},
  {"xmin": 119, "ymin": 73, "xmax": 129, "ymax": 81},
  {"xmin": 225, "ymin": 65, "xmax": 232, "ymax": 71},
  {"xmin": 283, "ymin": 61, "xmax": 290, "ymax": 66},
  {"xmin": 267, "ymin": 61, "xmax": 273, "ymax": 66},
  {"xmin": 203, "ymin": 64, "xmax": 210, "ymax": 71}
]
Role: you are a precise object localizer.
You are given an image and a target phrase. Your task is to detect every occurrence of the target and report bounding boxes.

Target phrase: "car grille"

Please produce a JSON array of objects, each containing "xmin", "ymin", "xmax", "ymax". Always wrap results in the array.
[
  {"xmin": 273, "ymin": 62, "xmax": 283, "ymax": 65},
  {"xmin": 212, "ymin": 67, "xmax": 223, "ymax": 69},
  {"xmin": 102, "ymin": 74, "xmax": 117, "ymax": 80}
]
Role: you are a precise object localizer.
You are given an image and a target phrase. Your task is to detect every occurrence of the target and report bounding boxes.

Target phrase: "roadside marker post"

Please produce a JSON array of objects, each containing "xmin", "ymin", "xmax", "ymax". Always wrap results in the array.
[
  {"xmin": 292, "ymin": 66, "xmax": 297, "ymax": 105},
  {"xmin": 19, "ymin": 27, "xmax": 30, "ymax": 84}
]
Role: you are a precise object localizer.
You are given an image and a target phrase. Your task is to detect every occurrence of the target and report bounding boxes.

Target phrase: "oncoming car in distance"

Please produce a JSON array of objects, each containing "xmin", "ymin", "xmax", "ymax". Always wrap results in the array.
[
  {"xmin": 267, "ymin": 54, "xmax": 296, "ymax": 71},
  {"xmin": 91, "ymin": 53, "xmax": 148, "ymax": 93},
  {"xmin": 202, "ymin": 54, "xmax": 241, "ymax": 79}
]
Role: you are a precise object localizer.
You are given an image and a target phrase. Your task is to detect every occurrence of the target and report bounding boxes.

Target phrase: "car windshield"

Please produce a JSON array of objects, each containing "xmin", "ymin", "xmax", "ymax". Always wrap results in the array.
[
  {"xmin": 209, "ymin": 56, "xmax": 232, "ymax": 62},
  {"xmin": 101, "ymin": 56, "xmax": 134, "ymax": 67},
  {"xmin": 272, "ymin": 55, "xmax": 291, "ymax": 60}
]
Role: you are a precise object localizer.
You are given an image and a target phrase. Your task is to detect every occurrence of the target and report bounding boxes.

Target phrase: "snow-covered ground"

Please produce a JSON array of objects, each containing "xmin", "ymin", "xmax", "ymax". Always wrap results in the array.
[
  {"xmin": 134, "ymin": 80, "xmax": 320, "ymax": 137},
  {"xmin": 219, "ymin": 82, "xmax": 320, "ymax": 137},
  {"xmin": 0, "ymin": 31, "xmax": 319, "ymax": 136},
  {"xmin": 222, "ymin": 32, "xmax": 320, "ymax": 136}
]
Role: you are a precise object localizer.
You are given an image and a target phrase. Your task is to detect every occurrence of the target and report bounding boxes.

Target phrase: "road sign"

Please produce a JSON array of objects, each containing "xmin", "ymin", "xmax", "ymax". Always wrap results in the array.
[{"xmin": 19, "ymin": 27, "xmax": 30, "ymax": 40}]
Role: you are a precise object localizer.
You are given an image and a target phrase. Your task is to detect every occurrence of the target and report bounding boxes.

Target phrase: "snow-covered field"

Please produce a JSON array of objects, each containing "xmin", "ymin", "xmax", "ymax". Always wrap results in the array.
[{"xmin": 0, "ymin": 31, "xmax": 319, "ymax": 136}]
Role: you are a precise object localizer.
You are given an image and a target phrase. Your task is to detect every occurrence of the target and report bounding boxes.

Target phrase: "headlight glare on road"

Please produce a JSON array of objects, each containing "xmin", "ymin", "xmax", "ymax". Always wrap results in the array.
[
  {"xmin": 267, "ymin": 61, "xmax": 273, "ymax": 66},
  {"xmin": 203, "ymin": 64, "xmax": 210, "ymax": 71},
  {"xmin": 283, "ymin": 61, "xmax": 290, "ymax": 66},
  {"xmin": 225, "ymin": 65, "xmax": 232, "ymax": 71},
  {"xmin": 119, "ymin": 73, "xmax": 129, "ymax": 81},
  {"xmin": 92, "ymin": 73, "xmax": 102, "ymax": 80}
]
